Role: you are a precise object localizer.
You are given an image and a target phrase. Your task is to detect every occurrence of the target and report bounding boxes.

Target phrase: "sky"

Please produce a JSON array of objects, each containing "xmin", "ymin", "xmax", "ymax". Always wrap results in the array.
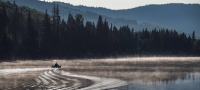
[{"xmin": 41, "ymin": 0, "xmax": 200, "ymax": 10}]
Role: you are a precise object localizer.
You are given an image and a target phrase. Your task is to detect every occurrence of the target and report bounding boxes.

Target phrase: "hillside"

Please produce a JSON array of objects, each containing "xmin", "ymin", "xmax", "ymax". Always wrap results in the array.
[
  {"xmin": 2, "ymin": 0, "xmax": 163, "ymax": 31},
  {"xmin": 52, "ymin": 2, "xmax": 200, "ymax": 37},
  {"xmin": 7, "ymin": 0, "xmax": 199, "ymax": 37}
]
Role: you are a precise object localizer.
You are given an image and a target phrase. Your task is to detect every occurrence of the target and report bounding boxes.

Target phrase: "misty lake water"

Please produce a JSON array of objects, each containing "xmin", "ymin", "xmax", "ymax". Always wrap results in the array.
[
  {"xmin": 116, "ymin": 72, "xmax": 200, "ymax": 90},
  {"xmin": 1, "ymin": 57, "xmax": 200, "ymax": 90},
  {"xmin": 106, "ymin": 57, "xmax": 200, "ymax": 90}
]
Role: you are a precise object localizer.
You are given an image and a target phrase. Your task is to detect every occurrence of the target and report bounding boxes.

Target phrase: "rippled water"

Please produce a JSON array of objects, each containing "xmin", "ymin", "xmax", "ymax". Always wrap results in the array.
[
  {"xmin": 116, "ymin": 72, "xmax": 200, "ymax": 90},
  {"xmin": 1, "ymin": 58, "xmax": 200, "ymax": 90}
]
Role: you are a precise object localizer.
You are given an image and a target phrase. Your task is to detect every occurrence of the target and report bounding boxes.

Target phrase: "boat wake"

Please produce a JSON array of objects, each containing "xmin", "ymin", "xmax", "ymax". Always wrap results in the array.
[{"xmin": 0, "ymin": 68, "xmax": 127, "ymax": 90}]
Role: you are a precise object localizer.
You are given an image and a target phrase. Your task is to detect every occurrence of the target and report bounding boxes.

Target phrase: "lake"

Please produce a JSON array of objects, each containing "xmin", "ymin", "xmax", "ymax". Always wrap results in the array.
[
  {"xmin": 1, "ymin": 57, "xmax": 200, "ymax": 90},
  {"xmin": 116, "ymin": 72, "xmax": 200, "ymax": 90}
]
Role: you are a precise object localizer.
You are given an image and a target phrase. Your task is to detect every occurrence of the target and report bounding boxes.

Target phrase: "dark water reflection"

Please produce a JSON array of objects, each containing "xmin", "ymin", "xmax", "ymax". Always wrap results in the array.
[{"xmin": 116, "ymin": 72, "xmax": 200, "ymax": 90}]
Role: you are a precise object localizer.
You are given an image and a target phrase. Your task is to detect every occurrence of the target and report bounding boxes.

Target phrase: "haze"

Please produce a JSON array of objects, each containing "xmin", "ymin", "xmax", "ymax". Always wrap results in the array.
[{"xmin": 41, "ymin": 0, "xmax": 200, "ymax": 9}]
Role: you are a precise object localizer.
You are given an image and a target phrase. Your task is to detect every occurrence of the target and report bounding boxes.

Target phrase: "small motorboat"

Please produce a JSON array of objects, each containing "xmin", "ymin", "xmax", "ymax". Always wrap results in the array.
[{"xmin": 52, "ymin": 63, "xmax": 61, "ymax": 68}]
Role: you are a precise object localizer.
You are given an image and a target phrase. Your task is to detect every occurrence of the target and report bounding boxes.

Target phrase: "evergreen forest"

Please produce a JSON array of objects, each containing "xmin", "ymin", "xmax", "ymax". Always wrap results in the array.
[{"xmin": 0, "ymin": 1, "xmax": 200, "ymax": 60}]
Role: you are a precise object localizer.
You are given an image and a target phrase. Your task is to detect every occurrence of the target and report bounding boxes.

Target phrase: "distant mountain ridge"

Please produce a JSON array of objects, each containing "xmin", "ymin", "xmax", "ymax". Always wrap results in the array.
[
  {"xmin": 2, "ymin": 0, "xmax": 164, "ymax": 31},
  {"xmin": 3, "ymin": 0, "xmax": 200, "ymax": 37},
  {"xmin": 54, "ymin": 2, "xmax": 200, "ymax": 37}
]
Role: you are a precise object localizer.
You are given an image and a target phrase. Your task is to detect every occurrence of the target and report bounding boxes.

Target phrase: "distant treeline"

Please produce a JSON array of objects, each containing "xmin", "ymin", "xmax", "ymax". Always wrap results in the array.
[{"xmin": 0, "ymin": 1, "xmax": 200, "ymax": 60}]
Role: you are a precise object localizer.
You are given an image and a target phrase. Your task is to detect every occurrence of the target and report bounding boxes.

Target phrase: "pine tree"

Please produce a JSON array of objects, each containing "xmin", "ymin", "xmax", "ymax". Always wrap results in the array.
[
  {"xmin": 102, "ymin": 18, "xmax": 109, "ymax": 54},
  {"xmin": 0, "ymin": 4, "xmax": 7, "ymax": 31},
  {"xmin": 40, "ymin": 9, "xmax": 52, "ymax": 58},
  {"xmin": 24, "ymin": 9, "xmax": 38, "ymax": 59},
  {"xmin": 85, "ymin": 21, "xmax": 93, "ymax": 52},
  {"xmin": 9, "ymin": 2, "xmax": 20, "ymax": 42},
  {"xmin": 97, "ymin": 15, "xmax": 103, "ymax": 37},
  {"xmin": 194, "ymin": 40, "xmax": 200, "ymax": 55},
  {"xmin": 192, "ymin": 31, "xmax": 196, "ymax": 42},
  {"xmin": 111, "ymin": 26, "xmax": 120, "ymax": 53},
  {"xmin": 60, "ymin": 19, "xmax": 67, "ymax": 57},
  {"xmin": 52, "ymin": 2, "xmax": 56, "ymax": 33},
  {"xmin": 75, "ymin": 14, "xmax": 85, "ymax": 54},
  {"xmin": 8, "ymin": 2, "xmax": 22, "ymax": 58},
  {"xmin": 96, "ymin": 15, "xmax": 103, "ymax": 54},
  {"xmin": 51, "ymin": 3, "xmax": 61, "ymax": 57},
  {"xmin": 66, "ymin": 13, "xmax": 76, "ymax": 56},
  {"xmin": 52, "ymin": 3, "xmax": 60, "ymax": 37},
  {"xmin": 0, "ymin": 3, "xmax": 11, "ymax": 59}
]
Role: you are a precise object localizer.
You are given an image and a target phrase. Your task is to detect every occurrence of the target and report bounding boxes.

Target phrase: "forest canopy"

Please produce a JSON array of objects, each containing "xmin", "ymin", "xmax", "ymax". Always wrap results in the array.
[{"xmin": 0, "ymin": 1, "xmax": 200, "ymax": 60}]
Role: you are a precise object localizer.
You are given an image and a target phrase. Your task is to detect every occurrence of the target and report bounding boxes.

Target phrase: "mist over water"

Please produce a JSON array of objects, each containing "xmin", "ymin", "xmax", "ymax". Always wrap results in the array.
[
  {"xmin": 109, "ymin": 57, "xmax": 200, "ymax": 90},
  {"xmin": 0, "ymin": 57, "xmax": 200, "ymax": 90},
  {"xmin": 98, "ymin": 57, "xmax": 200, "ymax": 62},
  {"xmin": 117, "ymin": 72, "xmax": 200, "ymax": 90}
]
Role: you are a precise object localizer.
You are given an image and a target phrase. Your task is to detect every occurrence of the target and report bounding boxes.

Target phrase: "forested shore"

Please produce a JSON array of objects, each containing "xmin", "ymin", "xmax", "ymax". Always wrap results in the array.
[{"xmin": 0, "ymin": 1, "xmax": 200, "ymax": 60}]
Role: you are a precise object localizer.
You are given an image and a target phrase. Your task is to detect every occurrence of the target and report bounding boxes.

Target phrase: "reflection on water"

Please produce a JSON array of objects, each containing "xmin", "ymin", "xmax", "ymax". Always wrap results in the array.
[{"xmin": 117, "ymin": 72, "xmax": 200, "ymax": 90}]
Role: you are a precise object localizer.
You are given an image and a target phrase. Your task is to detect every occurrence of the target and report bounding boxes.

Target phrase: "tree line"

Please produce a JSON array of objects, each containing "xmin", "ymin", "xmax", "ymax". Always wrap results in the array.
[{"xmin": 0, "ymin": 1, "xmax": 200, "ymax": 60}]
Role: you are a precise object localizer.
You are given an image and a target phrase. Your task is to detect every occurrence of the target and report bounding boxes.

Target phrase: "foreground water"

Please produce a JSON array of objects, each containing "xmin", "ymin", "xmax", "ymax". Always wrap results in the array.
[
  {"xmin": 0, "ymin": 58, "xmax": 200, "ymax": 90},
  {"xmin": 0, "ymin": 68, "xmax": 126, "ymax": 89},
  {"xmin": 116, "ymin": 72, "xmax": 200, "ymax": 90}
]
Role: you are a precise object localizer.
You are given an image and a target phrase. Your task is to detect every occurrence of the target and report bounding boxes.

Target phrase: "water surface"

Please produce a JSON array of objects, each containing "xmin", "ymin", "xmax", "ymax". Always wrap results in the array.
[{"xmin": 117, "ymin": 72, "xmax": 200, "ymax": 90}]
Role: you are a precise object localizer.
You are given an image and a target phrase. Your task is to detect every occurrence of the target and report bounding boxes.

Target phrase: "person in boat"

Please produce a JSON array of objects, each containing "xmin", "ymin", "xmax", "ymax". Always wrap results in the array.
[
  {"xmin": 55, "ymin": 63, "xmax": 59, "ymax": 67},
  {"xmin": 52, "ymin": 62, "xmax": 61, "ymax": 68}
]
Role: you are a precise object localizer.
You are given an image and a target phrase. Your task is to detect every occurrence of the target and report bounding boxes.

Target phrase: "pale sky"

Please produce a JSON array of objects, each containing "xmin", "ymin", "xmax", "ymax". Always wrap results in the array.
[{"xmin": 41, "ymin": 0, "xmax": 200, "ymax": 10}]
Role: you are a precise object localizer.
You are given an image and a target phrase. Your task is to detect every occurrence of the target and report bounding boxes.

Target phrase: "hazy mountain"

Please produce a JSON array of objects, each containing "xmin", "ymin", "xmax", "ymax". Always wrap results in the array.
[
  {"xmin": 3, "ymin": 0, "xmax": 200, "ymax": 37},
  {"xmin": 55, "ymin": 2, "xmax": 200, "ymax": 37},
  {"xmin": 2, "ymin": 0, "xmax": 163, "ymax": 31}
]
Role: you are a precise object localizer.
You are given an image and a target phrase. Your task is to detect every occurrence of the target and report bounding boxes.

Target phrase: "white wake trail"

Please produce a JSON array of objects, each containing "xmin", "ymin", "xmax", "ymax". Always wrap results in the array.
[
  {"xmin": 49, "ymin": 70, "xmax": 81, "ymax": 90},
  {"xmin": 35, "ymin": 78, "xmax": 41, "ymax": 85},
  {"xmin": 54, "ymin": 70, "xmax": 127, "ymax": 90},
  {"xmin": 38, "ymin": 76, "xmax": 49, "ymax": 85},
  {"xmin": 0, "ymin": 68, "xmax": 127, "ymax": 90}
]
